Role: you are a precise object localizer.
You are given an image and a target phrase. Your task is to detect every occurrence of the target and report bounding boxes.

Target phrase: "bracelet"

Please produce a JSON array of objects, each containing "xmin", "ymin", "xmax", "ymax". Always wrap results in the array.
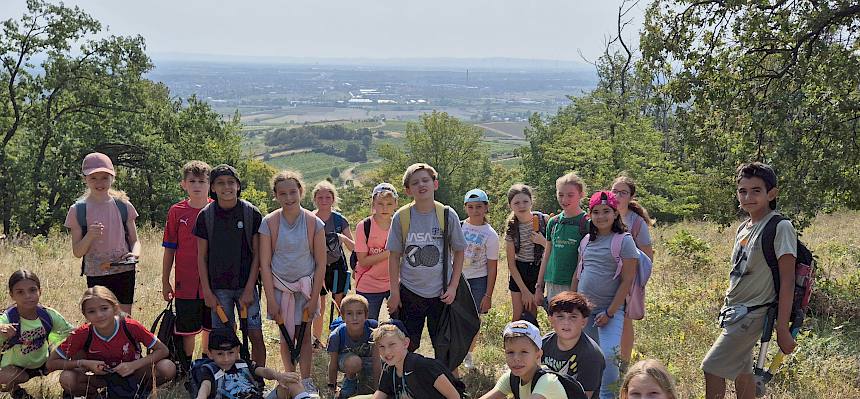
[{"xmin": 604, "ymin": 310, "xmax": 614, "ymax": 318}]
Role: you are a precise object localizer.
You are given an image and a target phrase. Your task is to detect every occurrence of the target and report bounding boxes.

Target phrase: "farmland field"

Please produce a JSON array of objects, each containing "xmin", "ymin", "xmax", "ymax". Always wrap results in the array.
[
  {"xmin": 475, "ymin": 122, "xmax": 530, "ymax": 139},
  {"xmin": 265, "ymin": 151, "xmax": 354, "ymax": 183}
]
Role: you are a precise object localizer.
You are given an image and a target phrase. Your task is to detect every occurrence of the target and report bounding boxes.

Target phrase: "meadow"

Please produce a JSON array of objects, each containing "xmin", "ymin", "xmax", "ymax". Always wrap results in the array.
[{"xmin": 1, "ymin": 212, "xmax": 857, "ymax": 398}]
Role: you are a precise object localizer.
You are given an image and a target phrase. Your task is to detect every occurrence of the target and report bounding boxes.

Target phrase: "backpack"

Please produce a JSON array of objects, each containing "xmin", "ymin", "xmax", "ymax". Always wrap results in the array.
[
  {"xmin": 187, "ymin": 358, "xmax": 262, "ymax": 399},
  {"xmin": 203, "ymin": 199, "xmax": 258, "ymax": 254},
  {"xmin": 759, "ymin": 215, "xmax": 816, "ymax": 331},
  {"xmin": 509, "ymin": 367, "xmax": 588, "ymax": 399},
  {"xmin": 512, "ymin": 211, "xmax": 549, "ymax": 265},
  {"xmin": 575, "ymin": 233, "xmax": 653, "ymax": 320},
  {"xmin": 348, "ymin": 216, "xmax": 373, "ymax": 272},
  {"xmin": 548, "ymin": 212, "xmax": 590, "ymax": 240},
  {"xmin": 74, "ymin": 199, "xmax": 130, "ymax": 276},
  {"xmin": 150, "ymin": 301, "xmax": 187, "ymax": 373},
  {"xmin": 0, "ymin": 305, "xmax": 53, "ymax": 354}
]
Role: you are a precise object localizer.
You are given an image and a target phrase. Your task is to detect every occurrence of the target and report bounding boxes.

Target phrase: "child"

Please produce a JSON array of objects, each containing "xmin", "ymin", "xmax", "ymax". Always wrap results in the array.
[
  {"xmin": 571, "ymin": 191, "xmax": 638, "ymax": 399},
  {"xmin": 504, "ymin": 184, "xmax": 549, "ymax": 322},
  {"xmin": 65, "ymin": 152, "xmax": 141, "ymax": 315},
  {"xmin": 194, "ymin": 328, "xmax": 308, "ymax": 399},
  {"xmin": 479, "ymin": 320, "xmax": 567, "ymax": 399},
  {"xmin": 619, "ymin": 359, "xmax": 677, "ymax": 399},
  {"xmin": 161, "ymin": 160, "xmax": 213, "ymax": 366},
  {"xmin": 0, "ymin": 270, "xmax": 74, "ymax": 399},
  {"xmin": 611, "ymin": 175, "xmax": 654, "ymax": 367},
  {"xmin": 47, "ymin": 286, "xmax": 176, "ymax": 397},
  {"xmin": 543, "ymin": 291, "xmax": 605, "ymax": 398},
  {"xmin": 326, "ymin": 294, "xmax": 380, "ymax": 398},
  {"xmin": 259, "ymin": 170, "xmax": 326, "ymax": 396},
  {"xmin": 702, "ymin": 162, "xmax": 797, "ymax": 399},
  {"xmin": 311, "ymin": 180, "xmax": 355, "ymax": 349},
  {"xmin": 460, "ymin": 188, "xmax": 499, "ymax": 369},
  {"xmin": 537, "ymin": 172, "xmax": 588, "ymax": 307},
  {"xmin": 386, "ymin": 163, "xmax": 467, "ymax": 352},
  {"xmin": 354, "ymin": 183, "xmax": 399, "ymax": 321},
  {"xmin": 194, "ymin": 164, "xmax": 267, "ymax": 367},
  {"xmin": 371, "ymin": 321, "xmax": 461, "ymax": 399}
]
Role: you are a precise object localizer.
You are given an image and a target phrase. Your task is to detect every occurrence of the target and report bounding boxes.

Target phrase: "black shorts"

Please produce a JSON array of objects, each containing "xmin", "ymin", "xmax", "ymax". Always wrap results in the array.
[
  {"xmin": 175, "ymin": 298, "xmax": 212, "ymax": 335},
  {"xmin": 86, "ymin": 270, "xmax": 136, "ymax": 305},
  {"xmin": 321, "ymin": 258, "xmax": 350, "ymax": 296},
  {"xmin": 509, "ymin": 260, "xmax": 539, "ymax": 293}
]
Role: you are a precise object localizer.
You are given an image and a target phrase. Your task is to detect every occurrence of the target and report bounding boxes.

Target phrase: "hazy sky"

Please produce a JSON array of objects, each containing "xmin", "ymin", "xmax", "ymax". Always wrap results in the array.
[{"xmin": 1, "ymin": 0, "xmax": 644, "ymax": 62}]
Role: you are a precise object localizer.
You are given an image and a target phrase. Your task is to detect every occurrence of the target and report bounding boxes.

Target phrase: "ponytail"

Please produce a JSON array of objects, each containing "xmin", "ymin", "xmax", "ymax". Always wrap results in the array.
[{"xmin": 628, "ymin": 201, "xmax": 653, "ymax": 227}]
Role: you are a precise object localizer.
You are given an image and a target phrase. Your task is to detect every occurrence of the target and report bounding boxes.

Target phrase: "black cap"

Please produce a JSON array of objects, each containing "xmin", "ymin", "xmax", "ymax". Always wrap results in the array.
[
  {"xmin": 208, "ymin": 328, "xmax": 241, "ymax": 351},
  {"xmin": 209, "ymin": 164, "xmax": 242, "ymax": 200}
]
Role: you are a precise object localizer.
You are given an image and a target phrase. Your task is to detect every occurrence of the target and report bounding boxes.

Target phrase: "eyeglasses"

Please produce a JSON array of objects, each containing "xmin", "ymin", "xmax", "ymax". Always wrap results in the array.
[{"xmin": 611, "ymin": 189, "xmax": 630, "ymax": 197}]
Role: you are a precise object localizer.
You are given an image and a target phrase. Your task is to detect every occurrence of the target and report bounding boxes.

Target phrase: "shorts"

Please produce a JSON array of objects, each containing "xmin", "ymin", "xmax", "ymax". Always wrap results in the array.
[
  {"xmin": 87, "ymin": 270, "xmax": 136, "ymax": 305},
  {"xmin": 701, "ymin": 307, "xmax": 768, "ymax": 380},
  {"xmin": 210, "ymin": 288, "xmax": 263, "ymax": 330},
  {"xmin": 321, "ymin": 258, "xmax": 350, "ymax": 296},
  {"xmin": 337, "ymin": 352, "xmax": 374, "ymax": 375},
  {"xmin": 24, "ymin": 364, "xmax": 48, "ymax": 379},
  {"xmin": 175, "ymin": 298, "xmax": 212, "ymax": 335},
  {"xmin": 467, "ymin": 276, "xmax": 488, "ymax": 313},
  {"xmin": 544, "ymin": 282, "xmax": 570, "ymax": 304},
  {"xmin": 509, "ymin": 260, "xmax": 539, "ymax": 293}
]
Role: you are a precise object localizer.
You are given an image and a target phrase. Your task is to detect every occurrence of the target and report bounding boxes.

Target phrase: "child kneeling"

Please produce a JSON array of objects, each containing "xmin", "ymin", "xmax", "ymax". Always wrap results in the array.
[{"xmin": 326, "ymin": 295, "xmax": 380, "ymax": 398}]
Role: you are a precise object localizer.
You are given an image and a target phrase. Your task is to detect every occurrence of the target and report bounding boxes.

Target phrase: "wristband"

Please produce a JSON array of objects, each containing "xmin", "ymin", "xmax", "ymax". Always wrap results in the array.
[{"xmin": 604, "ymin": 310, "xmax": 614, "ymax": 318}]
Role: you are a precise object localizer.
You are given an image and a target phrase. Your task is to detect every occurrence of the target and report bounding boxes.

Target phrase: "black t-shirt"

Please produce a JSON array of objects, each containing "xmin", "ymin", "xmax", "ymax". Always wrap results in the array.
[
  {"xmin": 198, "ymin": 361, "xmax": 262, "ymax": 399},
  {"xmin": 378, "ymin": 353, "xmax": 451, "ymax": 399},
  {"xmin": 541, "ymin": 332, "xmax": 605, "ymax": 393},
  {"xmin": 193, "ymin": 200, "xmax": 263, "ymax": 290}
]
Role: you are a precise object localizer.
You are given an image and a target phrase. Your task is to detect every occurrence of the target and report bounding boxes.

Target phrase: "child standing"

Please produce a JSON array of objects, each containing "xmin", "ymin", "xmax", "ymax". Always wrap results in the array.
[
  {"xmin": 571, "ymin": 191, "xmax": 638, "ymax": 399},
  {"xmin": 326, "ymin": 294, "xmax": 380, "ymax": 399},
  {"xmin": 0, "ymin": 270, "xmax": 74, "ymax": 399},
  {"xmin": 537, "ymin": 172, "xmax": 588, "ymax": 307},
  {"xmin": 162, "ymin": 160, "xmax": 213, "ymax": 366},
  {"xmin": 65, "ymin": 152, "xmax": 141, "ymax": 315},
  {"xmin": 543, "ymin": 291, "xmax": 605, "ymax": 398},
  {"xmin": 354, "ymin": 183, "xmax": 399, "ymax": 321},
  {"xmin": 504, "ymin": 184, "xmax": 549, "ymax": 322},
  {"xmin": 460, "ymin": 188, "xmax": 499, "ymax": 369},
  {"xmin": 259, "ymin": 171, "xmax": 326, "ymax": 396},
  {"xmin": 702, "ymin": 162, "xmax": 796, "ymax": 399},
  {"xmin": 386, "ymin": 163, "xmax": 467, "ymax": 353},
  {"xmin": 194, "ymin": 164, "xmax": 266, "ymax": 367},
  {"xmin": 620, "ymin": 359, "xmax": 678, "ymax": 399}
]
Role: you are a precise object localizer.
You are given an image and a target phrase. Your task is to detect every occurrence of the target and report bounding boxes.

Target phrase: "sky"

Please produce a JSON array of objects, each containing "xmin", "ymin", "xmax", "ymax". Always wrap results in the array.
[{"xmin": 1, "ymin": 0, "xmax": 645, "ymax": 64}]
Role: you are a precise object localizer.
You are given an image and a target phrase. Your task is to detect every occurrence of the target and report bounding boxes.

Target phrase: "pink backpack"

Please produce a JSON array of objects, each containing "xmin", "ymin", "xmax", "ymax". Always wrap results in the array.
[{"xmin": 575, "ymin": 233, "xmax": 652, "ymax": 320}]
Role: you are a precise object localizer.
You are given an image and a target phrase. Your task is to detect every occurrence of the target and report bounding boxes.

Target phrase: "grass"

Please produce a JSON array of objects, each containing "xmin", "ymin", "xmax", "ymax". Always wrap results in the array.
[
  {"xmin": 265, "ymin": 152, "xmax": 354, "ymax": 184},
  {"xmin": 4, "ymin": 212, "xmax": 858, "ymax": 398}
]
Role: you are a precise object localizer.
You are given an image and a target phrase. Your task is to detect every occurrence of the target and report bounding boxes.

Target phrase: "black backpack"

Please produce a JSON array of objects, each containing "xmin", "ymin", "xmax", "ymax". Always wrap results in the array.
[
  {"xmin": 510, "ymin": 368, "xmax": 588, "ymax": 399},
  {"xmin": 512, "ymin": 211, "xmax": 549, "ymax": 265},
  {"xmin": 186, "ymin": 358, "xmax": 263, "ymax": 399},
  {"xmin": 760, "ymin": 215, "xmax": 816, "ymax": 331},
  {"xmin": 150, "ymin": 301, "xmax": 187, "ymax": 373},
  {"xmin": 348, "ymin": 216, "xmax": 372, "ymax": 271}
]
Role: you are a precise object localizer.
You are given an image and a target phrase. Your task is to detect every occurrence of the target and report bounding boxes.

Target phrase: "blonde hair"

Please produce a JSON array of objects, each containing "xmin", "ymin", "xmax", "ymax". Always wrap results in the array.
[
  {"xmin": 401, "ymin": 163, "xmax": 438, "ymax": 188},
  {"xmin": 340, "ymin": 294, "xmax": 369, "ymax": 314},
  {"xmin": 182, "ymin": 160, "xmax": 212, "ymax": 180},
  {"xmin": 620, "ymin": 359, "xmax": 678, "ymax": 399},
  {"xmin": 312, "ymin": 180, "xmax": 338, "ymax": 207},
  {"xmin": 79, "ymin": 285, "xmax": 121, "ymax": 315},
  {"xmin": 271, "ymin": 170, "xmax": 306, "ymax": 196},
  {"xmin": 371, "ymin": 323, "xmax": 407, "ymax": 344},
  {"xmin": 79, "ymin": 174, "xmax": 129, "ymax": 202},
  {"xmin": 556, "ymin": 171, "xmax": 586, "ymax": 194}
]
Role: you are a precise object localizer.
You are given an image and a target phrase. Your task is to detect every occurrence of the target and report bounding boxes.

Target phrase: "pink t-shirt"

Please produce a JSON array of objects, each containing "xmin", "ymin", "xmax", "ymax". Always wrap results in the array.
[
  {"xmin": 354, "ymin": 216, "xmax": 391, "ymax": 293},
  {"xmin": 64, "ymin": 197, "xmax": 139, "ymax": 276}
]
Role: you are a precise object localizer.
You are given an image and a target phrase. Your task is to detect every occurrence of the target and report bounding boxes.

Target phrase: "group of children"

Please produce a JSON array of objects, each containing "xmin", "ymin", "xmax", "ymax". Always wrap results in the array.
[{"xmin": 0, "ymin": 151, "xmax": 799, "ymax": 399}]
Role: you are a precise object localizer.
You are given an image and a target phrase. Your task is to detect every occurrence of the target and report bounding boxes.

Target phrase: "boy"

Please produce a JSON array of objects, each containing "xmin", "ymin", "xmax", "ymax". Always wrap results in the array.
[
  {"xmin": 702, "ymin": 162, "xmax": 797, "ymax": 399},
  {"xmin": 386, "ymin": 163, "xmax": 467, "ymax": 352},
  {"xmin": 326, "ymin": 294, "xmax": 380, "ymax": 399},
  {"xmin": 195, "ymin": 328, "xmax": 308, "ymax": 399},
  {"xmin": 479, "ymin": 320, "xmax": 567, "ymax": 399},
  {"xmin": 542, "ymin": 291, "xmax": 605, "ymax": 398},
  {"xmin": 194, "ymin": 164, "xmax": 266, "ymax": 366},
  {"xmin": 536, "ymin": 172, "xmax": 587, "ymax": 306},
  {"xmin": 162, "ymin": 160, "xmax": 212, "ymax": 368}
]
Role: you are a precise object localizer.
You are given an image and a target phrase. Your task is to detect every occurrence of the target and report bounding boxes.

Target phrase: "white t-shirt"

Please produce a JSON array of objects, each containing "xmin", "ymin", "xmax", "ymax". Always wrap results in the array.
[{"xmin": 461, "ymin": 220, "xmax": 500, "ymax": 279}]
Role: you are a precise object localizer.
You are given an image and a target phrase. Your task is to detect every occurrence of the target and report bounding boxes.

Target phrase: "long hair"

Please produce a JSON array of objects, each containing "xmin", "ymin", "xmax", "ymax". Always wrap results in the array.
[
  {"xmin": 79, "ymin": 285, "xmax": 122, "ymax": 316},
  {"xmin": 505, "ymin": 183, "xmax": 535, "ymax": 241},
  {"xmin": 620, "ymin": 359, "xmax": 678, "ymax": 399},
  {"xmin": 588, "ymin": 191, "xmax": 627, "ymax": 236},
  {"xmin": 8, "ymin": 269, "xmax": 40, "ymax": 293},
  {"xmin": 312, "ymin": 180, "xmax": 339, "ymax": 209},
  {"xmin": 78, "ymin": 175, "xmax": 129, "ymax": 202},
  {"xmin": 613, "ymin": 175, "xmax": 653, "ymax": 227},
  {"xmin": 272, "ymin": 170, "xmax": 306, "ymax": 197}
]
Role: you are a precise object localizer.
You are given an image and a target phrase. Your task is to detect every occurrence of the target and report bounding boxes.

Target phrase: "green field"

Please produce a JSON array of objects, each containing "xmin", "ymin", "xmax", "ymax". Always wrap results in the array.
[{"xmin": 265, "ymin": 151, "xmax": 354, "ymax": 184}]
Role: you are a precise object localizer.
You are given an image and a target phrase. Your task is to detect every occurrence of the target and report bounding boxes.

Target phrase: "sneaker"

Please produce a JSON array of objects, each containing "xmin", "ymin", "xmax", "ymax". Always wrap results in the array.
[
  {"xmin": 302, "ymin": 378, "xmax": 320, "ymax": 398},
  {"xmin": 463, "ymin": 352, "xmax": 475, "ymax": 369},
  {"xmin": 338, "ymin": 377, "xmax": 358, "ymax": 399}
]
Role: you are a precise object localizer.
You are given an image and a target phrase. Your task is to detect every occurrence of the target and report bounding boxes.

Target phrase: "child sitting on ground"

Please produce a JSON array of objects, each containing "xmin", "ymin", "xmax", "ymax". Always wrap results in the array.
[
  {"xmin": 542, "ymin": 291, "xmax": 605, "ymax": 398},
  {"xmin": 620, "ymin": 359, "xmax": 677, "ymax": 399},
  {"xmin": 326, "ymin": 294, "xmax": 380, "ymax": 398}
]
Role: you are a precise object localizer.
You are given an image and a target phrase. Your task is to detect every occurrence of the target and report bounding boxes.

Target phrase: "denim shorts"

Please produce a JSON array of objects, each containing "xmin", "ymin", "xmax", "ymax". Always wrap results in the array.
[
  {"xmin": 467, "ymin": 276, "xmax": 488, "ymax": 313},
  {"xmin": 210, "ymin": 287, "xmax": 262, "ymax": 330}
]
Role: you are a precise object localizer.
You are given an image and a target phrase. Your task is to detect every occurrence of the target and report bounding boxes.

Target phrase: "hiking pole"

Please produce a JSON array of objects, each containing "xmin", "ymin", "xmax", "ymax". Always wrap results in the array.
[
  {"xmin": 753, "ymin": 306, "xmax": 778, "ymax": 398},
  {"xmin": 239, "ymin": 305, "xmax": 251, "ymax": 361},
  {"xmin": 292, "ymin": 309, "xmax": 311, "ymax": 364},
  {"xmin": 754, "ymin": 309, "xmax": 805, "ymax": 397}
]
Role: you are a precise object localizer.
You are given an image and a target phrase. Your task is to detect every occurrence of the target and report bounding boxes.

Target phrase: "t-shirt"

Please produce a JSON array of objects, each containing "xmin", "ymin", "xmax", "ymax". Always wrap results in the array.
[
  {"xmin": 461, "ymin": 220, "xmax": 500, "ymax": 280},
  {"xmin": 493, "ymin": 370, "xmax": 567, "ymax": 399},
  {"xmin": 623, "ymin": 212, "xmax": 652, "ymax": 247},
  {"xmin": 0, "ymin": 307, "xmax": 73, "ymax": 369},
  {"xmin": 322, "ymin": 212, "xmax": 350, "ymax": 265},
  {"xmin": 198, "ymin": 361, "xmax": 261, "ymax": 399},
  {"xmin": 545, "ymin": 211, "xmax": 587, "ymax": 285},
  {"xmin": 162, "ymin": 199, "xmax": 211, "ymax": 299},
  {"xmin": 386, "ymin": 206, "xmax": 467, "ymax": 298},
  {"xmin": 506, "ymin": 219, "xmax": 539, "ymax": 262},
  {"xmin": 326, "ymin": 319, "xmax": 378, "ymax": 358},
  {"xmin": 727, "ymin": 211, "xmax": 797, "ymax": 307},
  {"xmin": 541, "ymin": 332, "xmax": 605, "ymax": 393},
  {"xmin": 354, "ymin": 217, "xmax": 391, "ymax": 293},
  {"xmin": 258, "ymin": 210, "xmax": 325, "ymax": 283},
  {"xmin": 193, "ymin": 201, "xmax": 263, "ymax": 290},
  {"xmin": 64, "ymin": 198, "xmax": 140, "ymax": 276},
  {"xmin": 577, "ymin": 233, "xmax": 639, "ymax": 310},
  {"xmin": 56, "ymin": 317, "xmax": 158, "ymax": 369},
  {"xmin": 378, "ymin": 352, "xmax": 451, "ymax": 399}
]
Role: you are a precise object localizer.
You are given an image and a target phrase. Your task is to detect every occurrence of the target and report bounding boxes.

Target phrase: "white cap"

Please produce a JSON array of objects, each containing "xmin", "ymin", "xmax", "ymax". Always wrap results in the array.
[{"xmin": 502, "ymin": 320, "xmax": 541, "ymax": 348}]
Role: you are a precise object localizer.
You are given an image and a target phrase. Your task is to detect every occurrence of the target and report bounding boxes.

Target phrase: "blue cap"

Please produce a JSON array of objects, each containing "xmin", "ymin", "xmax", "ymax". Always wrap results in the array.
[{"xmin": 464, "ymin": 188, "xmax": 489, "ymax": 203}]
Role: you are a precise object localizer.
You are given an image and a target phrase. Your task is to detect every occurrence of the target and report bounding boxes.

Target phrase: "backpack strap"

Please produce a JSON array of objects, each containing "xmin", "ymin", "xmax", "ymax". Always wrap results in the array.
[
  {"xmin": 761, "ymin": 215, "xmax": 787, "ymax": 295},
  {"xmin": 203, "ymin": 202, "xmax": 216, "ymax": 247},
  {"xmin": 266, "ymin": 209, "xmax": 282, "ymax": 252},
  {"xmin": 610, "ymin": 233, "xmax": 627, "ymax": 279},
  {"xmin": 362, "ymin": 217, "xmax": 372, "ymax": 246},
  {"xmin": 75, "ymin": 202, "xmax": 88, "ymax": 276},
  {"xmin": 396, "ymin": 202, "xmax": 413, "ymax": 244},
  {"xmin": 441, "ymin": 206, "xmax": 450, "ymax": 292},
  {"xmin": 509, "ymin": 372, "xmax": 522, "ymax": 399},
  {"xmin": 240, "ymin": 199, "xmax": 255, "ymax": 252},
  {"xmin": 513, "ymin": 216, "xmax": 522, "ymax": 254},
  {"xmin": 574, "ymin": 234, "xmax": 592, "ymax": 280},
  {"xmin": 578, "ymin": 213, "xmax": 589, "ymax": 237},
  {"xmin": 529, "ymin": 368, "xmax": 549, "ymax": 394},
  {"xmin": 83, "ymin": 317, "xmax": 140, "ymax": 354},
  {"xmin": 304, "ymin": 208, "xmax": 317, "ymax": 255}
]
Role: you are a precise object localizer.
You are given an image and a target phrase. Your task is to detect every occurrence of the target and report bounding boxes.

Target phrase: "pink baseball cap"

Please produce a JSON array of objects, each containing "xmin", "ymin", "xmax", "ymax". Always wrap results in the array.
[
  {"xmin": 82, "ymin": 152, "xmax": 115, "ymax": 176},
  {"xmin": 588, "ymin": 191, "xmax": 618, "ymax": 210}
]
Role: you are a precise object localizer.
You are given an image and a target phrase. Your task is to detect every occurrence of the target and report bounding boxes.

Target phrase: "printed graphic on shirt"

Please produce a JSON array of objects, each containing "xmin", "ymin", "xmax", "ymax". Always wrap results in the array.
[
  {"xmin": 404, "ymin": 227, "xmax": 443, "ymax": 268},
  {"xmin": 731, "ymin": 228, "xmax": 753, "ymax": 282},
  {"xmin": 16, "ymin": 326, "xmax": 48, "ymax": 355}
]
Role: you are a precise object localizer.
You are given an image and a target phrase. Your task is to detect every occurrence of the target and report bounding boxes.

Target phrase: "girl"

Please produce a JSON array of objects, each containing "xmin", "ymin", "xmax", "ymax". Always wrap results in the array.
[
  {"xmin": 571, "ymin": 191, "xmax": 637, "ymax": 399},
  {"xmin": 619, "ymin": 359, "xmax": 678, "ymax": 399},
  {"xmin": 504, "ymin": 184, "xmax": 549, "ymax": 323},
  {"xmin": 0, "ymin": 270, "xmax": 73, "ymax": 399},
  {"xmin": 311, "ymin": 181, "xmax": 355, "ymax": 349},
  {"xmin": 611, "ymin": 176, "xmax": 655, "ymax": 367},
  {"xmin": 354, "ymin": 183, "xmax": 399, "ymax": 321},
  {"xmin": 461, "ymin": 188, "xmax": 499, "ymax": 369},
  {"xmin": 47, "ymin": 286, "xmax": 175, "ymax": 397},
  {"xmin": 64, "ymin": 152, "xmax": 141, "ymax": 315},
  {"xmin": 259, "ymin": 171, "xmax": 327, "ymax": 396}
]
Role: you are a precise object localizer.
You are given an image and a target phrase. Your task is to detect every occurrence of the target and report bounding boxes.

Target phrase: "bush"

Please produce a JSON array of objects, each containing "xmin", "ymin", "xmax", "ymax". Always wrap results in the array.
[{"xmin": 665, "ymin": 229, "xmax": 711, "ymax": 265}]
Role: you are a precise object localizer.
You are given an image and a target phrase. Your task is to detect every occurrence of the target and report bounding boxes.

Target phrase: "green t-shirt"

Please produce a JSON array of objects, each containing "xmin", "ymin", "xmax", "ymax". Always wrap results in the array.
[
  {"xmin": 494, "ymin": 370, "xmax": 567, "ymax": 398},
  {"xmin": 544, "ymin": 211, "xmax": 587, "ymax": 285},
  {"xmin": 0, "ymin": 307, "xmax": 74, "ymax": 369}
]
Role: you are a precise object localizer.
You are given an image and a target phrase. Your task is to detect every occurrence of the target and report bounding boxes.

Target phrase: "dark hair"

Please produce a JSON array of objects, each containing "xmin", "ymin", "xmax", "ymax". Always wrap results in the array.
[
  {"xmin": 505, "ymin": 183, "xmax": 535, "ymax": 241},
  {"xmin": 612, "ymin": 175, "xmax": 654, "ymax": 227},
  {"xmin": 209, "ymin": 164, "xmax": 242, "ymax": 200},
  {"xmin": 736, "ymin": 162, "xmax": 778, "ymax": 209},
  {"xmin": 588, "ymin": 200, "xmax": 627, "ymax": 236},
  {"xmin": 8, "ymin": 270, "xmax": 40, "ymax": 292},
  {"xmin": 548, "ymin": 291, "xmax": 592, "ymax": 318}
]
